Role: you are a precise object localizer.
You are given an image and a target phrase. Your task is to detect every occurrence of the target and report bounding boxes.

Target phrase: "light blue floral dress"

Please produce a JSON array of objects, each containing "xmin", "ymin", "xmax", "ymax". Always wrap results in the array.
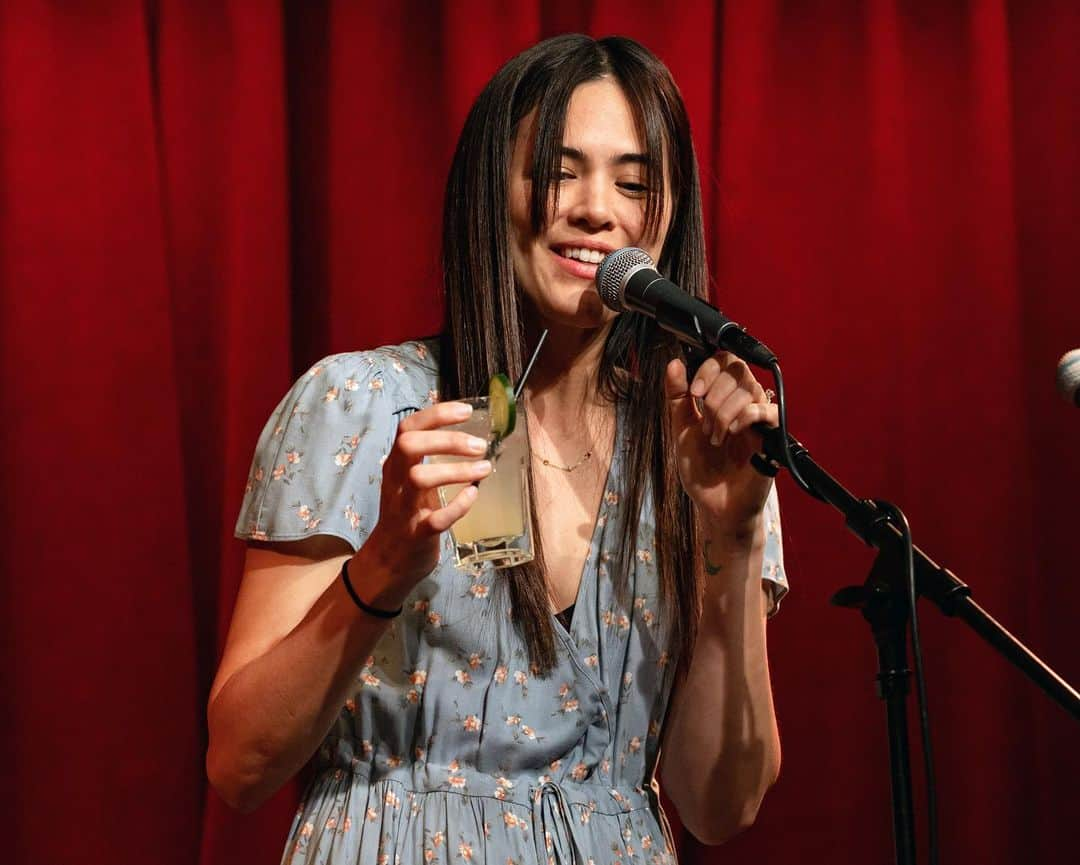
[{"xmin": 235, "ymin": 340, "xmax": 788, "ymax": 865}]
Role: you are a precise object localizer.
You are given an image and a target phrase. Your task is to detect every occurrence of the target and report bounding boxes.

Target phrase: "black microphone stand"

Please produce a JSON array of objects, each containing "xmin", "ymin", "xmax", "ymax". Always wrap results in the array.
[
  {"xmin": 662, "ymin": 307, "xmax": 1077, "ymax": 861},
  {"xmin": 752, "ymin": 424, "xmax": 1080, "ymax": 865}
]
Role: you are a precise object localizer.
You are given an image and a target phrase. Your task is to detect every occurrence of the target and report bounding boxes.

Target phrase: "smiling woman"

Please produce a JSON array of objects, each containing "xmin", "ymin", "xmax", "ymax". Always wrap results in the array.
[
  {"xmin": 208, "ymin": 33, "xmax": 788, "ymax": 865},
  {"xmin": 508, "ymin": 79, "xmax": 670, "ymax": 331}
]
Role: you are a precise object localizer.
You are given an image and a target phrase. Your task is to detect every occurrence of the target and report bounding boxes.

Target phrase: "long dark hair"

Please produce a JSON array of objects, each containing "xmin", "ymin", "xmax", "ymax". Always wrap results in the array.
[{"xmin": 440, "ymin": 34, "xmax": 708, "ymax": 674}]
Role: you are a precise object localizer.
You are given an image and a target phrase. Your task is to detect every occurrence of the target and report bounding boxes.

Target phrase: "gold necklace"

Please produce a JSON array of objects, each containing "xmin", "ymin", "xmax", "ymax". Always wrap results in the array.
[{"xmin": 534, "ymin": 449, "xmax": 593, "ymax": 472}]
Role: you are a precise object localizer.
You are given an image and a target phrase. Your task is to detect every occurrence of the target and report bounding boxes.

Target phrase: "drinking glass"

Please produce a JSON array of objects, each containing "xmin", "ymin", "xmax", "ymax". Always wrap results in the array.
[{"xmin": 434, "ymin": 396, "xmax": 533, "ymax": 569}]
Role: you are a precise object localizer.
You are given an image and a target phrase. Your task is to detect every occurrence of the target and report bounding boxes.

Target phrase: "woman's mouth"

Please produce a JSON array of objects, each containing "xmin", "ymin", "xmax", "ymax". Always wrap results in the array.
[
  {"xmin": 550, "ymin": 245, "xmax": 609, "ymax": 279},
  {"xmin": 556, "ymin": 246, "xmax": 607, "ymax": 265}
]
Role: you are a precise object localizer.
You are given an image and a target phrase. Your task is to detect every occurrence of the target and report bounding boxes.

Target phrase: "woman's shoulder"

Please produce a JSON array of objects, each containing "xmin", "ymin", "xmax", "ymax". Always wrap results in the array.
[
  {"xmin": 263, "ymin": 337, "xmax": 441, "ymax": 444},
  {"xmin": 301, "ymin": 337, "xmax": 440, "ymax": 402},
  {"xmin": 337, "ymin": 337, "xmax": 440, "ymax": 378},
  {"xmin": 233, "ymin": 337, "xmax": 440, "ymax": 548}
]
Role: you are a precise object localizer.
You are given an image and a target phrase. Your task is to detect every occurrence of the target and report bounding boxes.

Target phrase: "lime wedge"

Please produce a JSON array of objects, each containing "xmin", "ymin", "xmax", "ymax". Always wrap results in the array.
[{"xmin": 488, "ymin": 373, "xmax": 516, "ymax": 439}]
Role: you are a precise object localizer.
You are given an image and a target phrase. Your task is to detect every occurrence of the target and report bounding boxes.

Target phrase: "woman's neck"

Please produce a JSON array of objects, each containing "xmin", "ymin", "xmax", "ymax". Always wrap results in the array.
[{"xmin": 522, "ymin": 320, "xmax": 613, "ymax": 435}]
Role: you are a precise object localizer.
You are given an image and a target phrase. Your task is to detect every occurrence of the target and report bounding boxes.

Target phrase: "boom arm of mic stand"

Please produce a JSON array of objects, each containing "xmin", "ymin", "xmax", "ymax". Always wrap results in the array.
[{"xmin": 756, "ymin": 425, "xmax": 1080, "ymax": 719}]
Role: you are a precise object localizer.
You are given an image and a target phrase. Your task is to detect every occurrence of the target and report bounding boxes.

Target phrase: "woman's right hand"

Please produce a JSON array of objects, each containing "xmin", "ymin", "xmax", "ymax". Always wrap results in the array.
[{"xmin": 361, "ymin": 400, "xmax": 492, "ymax": 603}]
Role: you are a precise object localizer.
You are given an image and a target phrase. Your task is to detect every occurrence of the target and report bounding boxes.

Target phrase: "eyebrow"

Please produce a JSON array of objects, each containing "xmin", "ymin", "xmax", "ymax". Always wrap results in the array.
[{"xmin": 559, "ymin": 146, "xmax": 650, "ymax": 167}]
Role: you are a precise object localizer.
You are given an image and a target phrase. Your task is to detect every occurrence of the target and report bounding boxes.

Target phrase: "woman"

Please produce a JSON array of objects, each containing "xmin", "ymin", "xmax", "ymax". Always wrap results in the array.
[{"xmin": 208, "ymin": 34, "xmax": 788, "ymax": 864}]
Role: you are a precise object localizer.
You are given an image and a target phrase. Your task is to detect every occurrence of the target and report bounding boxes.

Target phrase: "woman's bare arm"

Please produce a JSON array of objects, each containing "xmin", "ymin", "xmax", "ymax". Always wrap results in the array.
[
  {"xmin": 206, "ymin": 536, "xmax": 400, "ymax": 812},
  {"xmin": 207, "ymin": 401, "xmax": 491, "ymax": 812},
  {"xmin": 659, "ymin": 356, "xmax": 783, "ymax": 844},
  {"xmin": 659, "ymin": 519, "xmax": 780, "ymax": 845}
]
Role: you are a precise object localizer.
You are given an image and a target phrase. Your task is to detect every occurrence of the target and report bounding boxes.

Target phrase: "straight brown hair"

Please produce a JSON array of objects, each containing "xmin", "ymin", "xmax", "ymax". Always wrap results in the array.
[{"xmin": 440, "ymin": 34, "xmax": 708, "ymax": 674}]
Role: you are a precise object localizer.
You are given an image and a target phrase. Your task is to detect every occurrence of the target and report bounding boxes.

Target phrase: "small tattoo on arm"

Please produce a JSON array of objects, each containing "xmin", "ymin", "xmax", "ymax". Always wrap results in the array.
[{"xmin": 703, "ymin": 540, "xmax": 723, "ymax": 575}]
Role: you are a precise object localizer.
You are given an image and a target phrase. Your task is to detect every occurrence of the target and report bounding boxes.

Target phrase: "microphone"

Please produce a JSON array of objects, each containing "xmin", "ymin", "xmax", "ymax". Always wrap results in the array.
[
  {"xmin": 595, "ymin": 247, "xmax": 777, "ymax": 368},
  {"xmin": 1057, "ymin": 349, "xmax": 1080, "ymax": 407}
]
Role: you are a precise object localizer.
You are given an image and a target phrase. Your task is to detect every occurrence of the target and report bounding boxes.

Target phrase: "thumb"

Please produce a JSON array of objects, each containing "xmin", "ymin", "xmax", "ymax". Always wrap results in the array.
[{"xmin": 664, "ymin": 357, "xmax": 699, "ymax": 435}]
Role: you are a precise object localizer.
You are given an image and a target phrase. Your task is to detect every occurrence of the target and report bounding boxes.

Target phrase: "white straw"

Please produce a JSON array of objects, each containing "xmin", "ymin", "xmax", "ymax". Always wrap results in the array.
[{"xmin": 515, "ymin": 329, "xmax": 548, "ymax": 399}]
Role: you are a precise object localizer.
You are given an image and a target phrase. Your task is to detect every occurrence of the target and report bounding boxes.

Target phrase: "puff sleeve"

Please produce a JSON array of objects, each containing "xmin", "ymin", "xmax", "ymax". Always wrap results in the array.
[{"xmin": 234, "ymin": 344, "xmax": 438, "ymax": 551}]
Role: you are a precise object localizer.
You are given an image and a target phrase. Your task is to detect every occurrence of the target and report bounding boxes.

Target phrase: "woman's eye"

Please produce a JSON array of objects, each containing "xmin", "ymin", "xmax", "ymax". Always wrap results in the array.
[
  {"xmin": 558, "ymin": 170, "xmax": 576, "ymax": 181},
  {"xmin": 618, "ymin": 181, "xmax": 649, "ymax": 195}
]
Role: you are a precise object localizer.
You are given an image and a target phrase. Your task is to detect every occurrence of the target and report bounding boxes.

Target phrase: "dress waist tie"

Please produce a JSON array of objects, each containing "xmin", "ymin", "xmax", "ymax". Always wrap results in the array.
[{"xmin": 531, "ymin": 781, "xmax": 582, "ymax": 865}]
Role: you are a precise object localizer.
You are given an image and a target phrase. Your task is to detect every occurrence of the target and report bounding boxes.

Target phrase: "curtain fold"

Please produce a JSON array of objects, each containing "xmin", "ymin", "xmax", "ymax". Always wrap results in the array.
[
  {"xmin": 2, "ymin": 3, "xmax": 1076, "ymax": 864},
  {"xmin": 2, "ymin": 2, "xmax": 203, "ymax": 862}
]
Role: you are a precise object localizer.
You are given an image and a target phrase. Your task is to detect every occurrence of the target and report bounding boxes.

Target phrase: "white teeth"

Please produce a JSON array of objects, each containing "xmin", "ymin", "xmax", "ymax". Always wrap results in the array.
[{"xmin": 560, "ymin": 247, "xmax": 606, "ymax": 264}]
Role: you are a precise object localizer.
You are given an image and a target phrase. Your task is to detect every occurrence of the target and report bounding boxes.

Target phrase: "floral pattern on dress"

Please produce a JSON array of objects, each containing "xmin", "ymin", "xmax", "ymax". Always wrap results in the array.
[{"xmin": 235, "ymin": 340, "xmax": 789, "ymax": 865}]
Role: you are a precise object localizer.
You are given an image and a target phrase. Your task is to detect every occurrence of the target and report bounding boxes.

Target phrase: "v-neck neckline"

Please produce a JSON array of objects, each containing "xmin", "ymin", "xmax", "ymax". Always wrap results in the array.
[{"xmin": 549, "ymin": 403, "xmax": 621, "ymax": 640}]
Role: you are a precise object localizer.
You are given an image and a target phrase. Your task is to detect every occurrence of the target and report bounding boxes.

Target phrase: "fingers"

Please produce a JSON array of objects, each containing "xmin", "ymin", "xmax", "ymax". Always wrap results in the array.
[
  {"xmin": 688, "ymin": 355, "xmax": 727, "ymax": 399},
  {"xmin": 695, "ymin": 354, "xmax": 750, "ymax": 436},
  {"xmin": 422, "ymin": 483, "xmax": 479, "ymax": 534},
  {"xmin": 728, "ymin": 402, "xmax": 779, "ymax": 434},
  {"xmin": 690, "ymin": 352, "xmax": 777, "ymax": 442},
  {"xmin": 389, "ymin": 457, "xmax": 489, "ymax": 539},
  {"xmin": 664, "ymin": 356, "xmax": 689, "ymax": 399},
  {"xmin": 665, "ymin": 358, "xmax": 702, "ymax": 435},
  {"xmin": 703, "ymin": 387, "xmax": 753, "ymax": 444},
  {"xmin": 372, "ymin": 402, "xmax": 491, "ymax": 567},
  {"xmin": 395, "ymin": 429, "xmax": 488, "ymax": 462},
  {"xmin": 408, "ymin": 459, "xmax": 492, "ymax": 490},
  {"xmin": 388, "ymin": 403, "xmax": 491, "ymax": 480},
  {"xmin": 397, "ymin": 400, "xmax": 474, "ymax": 433}
]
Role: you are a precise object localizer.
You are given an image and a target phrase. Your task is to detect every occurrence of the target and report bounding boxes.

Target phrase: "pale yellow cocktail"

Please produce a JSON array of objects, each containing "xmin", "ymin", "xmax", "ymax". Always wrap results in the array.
[{"xmin": 435, "ymin": 397, "xmax": 533, "ymax": 569}]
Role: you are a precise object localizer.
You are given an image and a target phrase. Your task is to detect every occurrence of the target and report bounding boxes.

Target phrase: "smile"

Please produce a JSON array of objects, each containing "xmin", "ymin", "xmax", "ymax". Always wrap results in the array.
[
  {"xmin": 555, "ymin": 246, "xmax": 606, "ymax": 264},
  {"xmin": 549, "ymin": 247, "xmax": 604, "ymax": 280}
]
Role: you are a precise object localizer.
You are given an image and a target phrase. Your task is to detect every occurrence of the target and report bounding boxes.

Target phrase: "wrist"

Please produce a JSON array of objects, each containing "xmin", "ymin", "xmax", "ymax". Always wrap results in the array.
[
  {"xmin": 700, "ymin": 511, "xmax": 765, "ymax": 555},
  {"xmin": 341, "ymin": 557, "xmax": 403, "ymax": 618},
  {"xmin": 350, "ymin": 533, "xmax": 411, "ymax": 612}
]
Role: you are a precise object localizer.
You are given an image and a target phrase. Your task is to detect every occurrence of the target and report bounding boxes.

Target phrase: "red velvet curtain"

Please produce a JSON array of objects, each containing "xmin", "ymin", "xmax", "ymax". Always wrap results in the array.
[{"xmin": 4, "ymin": 2, "xmax": 1078, "ymax": 864}]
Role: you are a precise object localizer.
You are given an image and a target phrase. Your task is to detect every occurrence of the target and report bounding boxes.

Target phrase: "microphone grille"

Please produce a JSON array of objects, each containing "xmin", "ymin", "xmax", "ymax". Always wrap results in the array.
[
  {"xmin": 1056, "ymin": 348, "xmax": 1080, "ymax": 405},
  {"xmin": 596, "ymin": 247, "xmax": 654, "ymax": 311}
]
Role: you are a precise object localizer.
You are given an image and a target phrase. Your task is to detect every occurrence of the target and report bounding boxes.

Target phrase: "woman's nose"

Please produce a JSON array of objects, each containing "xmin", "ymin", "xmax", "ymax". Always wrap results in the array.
[{"xmin": 565, "ymin": 177, "xmax": 616, "ymax": 231}]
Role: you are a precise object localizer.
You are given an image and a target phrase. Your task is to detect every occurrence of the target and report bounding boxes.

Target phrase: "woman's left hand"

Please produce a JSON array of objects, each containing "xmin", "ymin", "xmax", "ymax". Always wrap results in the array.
[{"xmin": 664, "ymin": 353, "xmax": 779, "ymax": 537}]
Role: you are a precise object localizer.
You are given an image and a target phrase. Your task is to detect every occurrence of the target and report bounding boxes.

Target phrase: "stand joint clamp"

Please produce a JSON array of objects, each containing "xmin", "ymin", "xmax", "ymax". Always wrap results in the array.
[{"xmin": 875, "ymin": 667, "xmax": 912, "ymax": 700}]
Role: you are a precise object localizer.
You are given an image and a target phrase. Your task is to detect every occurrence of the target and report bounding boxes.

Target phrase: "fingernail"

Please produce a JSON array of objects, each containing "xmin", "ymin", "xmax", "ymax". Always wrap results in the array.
[
  {"xmin": 466, "ymin": 436, "xmax": 487, "ymax": 453},
  {"xmin": 690, "ymin": 380, "xmax": 705, "ymax": 397},
  {"xmin": 451, "ymin": 402, "xmax": 473, "ymax": 419},
  {"xmin": 474, "ymin": 460, "xmax": 492, "ymax": 474},
  {"xmin": 729, "ymin": 420, "xmax": 740, "ymax": 434}
]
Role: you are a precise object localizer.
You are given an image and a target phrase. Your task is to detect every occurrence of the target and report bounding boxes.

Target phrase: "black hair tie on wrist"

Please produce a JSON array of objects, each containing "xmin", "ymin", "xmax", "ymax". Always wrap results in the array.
[{"xmin": 340, "ymin": 557, "xmax": 402, "ymax": 619}]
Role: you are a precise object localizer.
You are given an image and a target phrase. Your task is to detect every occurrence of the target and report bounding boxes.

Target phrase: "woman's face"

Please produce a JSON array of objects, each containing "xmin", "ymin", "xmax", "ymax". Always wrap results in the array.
[{"xmin": 508, "ymin": 78, "xmax": 672, "ymax": 331}]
